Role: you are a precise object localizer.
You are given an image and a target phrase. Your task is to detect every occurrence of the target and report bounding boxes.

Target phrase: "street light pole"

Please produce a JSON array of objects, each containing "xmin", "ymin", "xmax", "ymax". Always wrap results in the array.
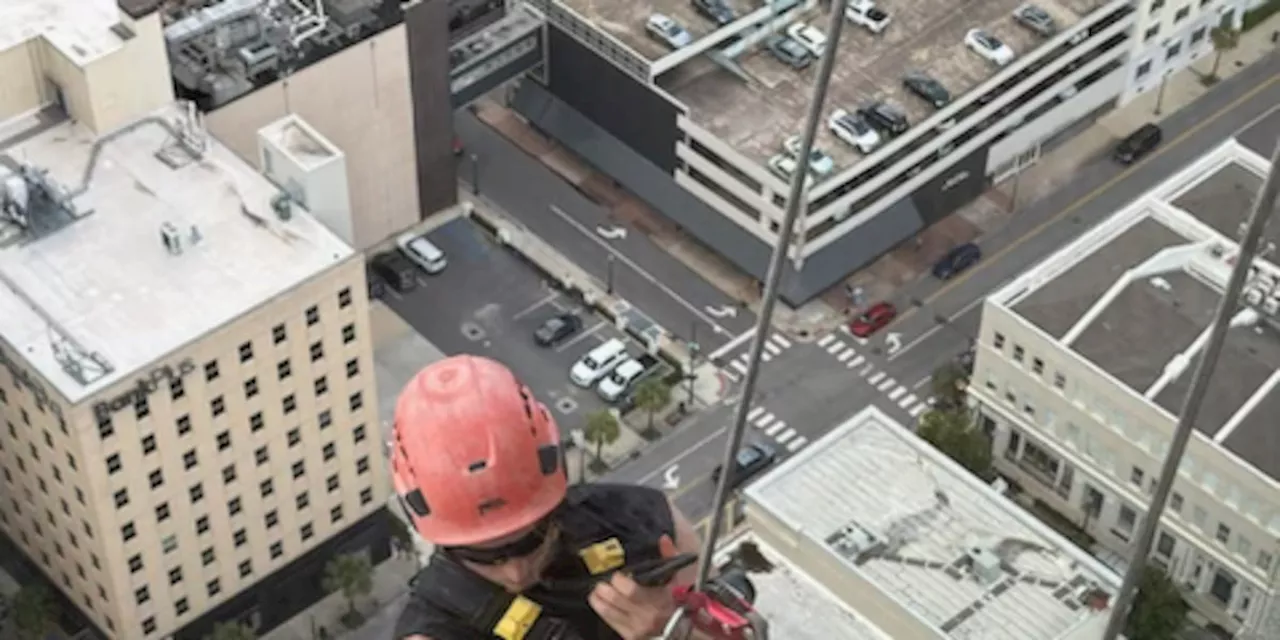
[
  {"xmin": 606, "ymin": 254, "xmax": 616, "ymax": 295},
  {"xmin": 1153, "ymin": 72, "xmax": 1169, "ymax": 116},
  {"xmin": 1101, "ymin": 138, "xmax": 1280, "ymax": 639},
  {"xmin": 692, "ymin": 0, "xmax": 848, "ymax": 591},
  {"xmin": 469, "ymin": 153, "xmax": 480, "ymax": 194},
  {"xmin": 687, "ymin": 322, "xmax": 698, "ymax": 408}
]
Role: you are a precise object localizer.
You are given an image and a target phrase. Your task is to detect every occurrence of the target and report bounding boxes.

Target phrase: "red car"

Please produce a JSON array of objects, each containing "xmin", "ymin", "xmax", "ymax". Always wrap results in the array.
[{"xmin": 849, "ymin": 302, "xmax": 897, "ymax": 337}]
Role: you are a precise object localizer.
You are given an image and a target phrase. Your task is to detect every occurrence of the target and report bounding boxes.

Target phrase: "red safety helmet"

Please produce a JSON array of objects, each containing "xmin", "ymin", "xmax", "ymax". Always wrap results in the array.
[{"xmin": 392, "ymin": 355, "xmax": 566, "ymax": 547}]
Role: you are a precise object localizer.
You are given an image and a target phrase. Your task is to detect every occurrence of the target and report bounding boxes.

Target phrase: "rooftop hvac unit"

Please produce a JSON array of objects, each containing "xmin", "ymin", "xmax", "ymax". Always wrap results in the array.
[
  {"xmin": 967, "ymin": 546, "xmax": 1003, "ymax": 585},
  {"xmin": 271, "ymin": 192, "xmax": 293, "ymax": 221},
  {"xmin": 161, "ymin": 221, "xmax": 184, "ymax": 255}
]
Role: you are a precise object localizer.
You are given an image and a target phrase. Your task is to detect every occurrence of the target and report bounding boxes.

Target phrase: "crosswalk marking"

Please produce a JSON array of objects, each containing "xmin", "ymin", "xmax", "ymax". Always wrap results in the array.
[
  {"xmin": 900, "ymin": 393, "xmax": 918, "ymax": 409},
  {"xmin": 761, "ymin": 352, "xmax": 773, "ymax": 363},
  {"xmin": 909, "ymin": 404, "xmax": 927, "ymax": 418},
  {"xmin": 849, "ymin": 355, "xmax": 865, "ymax": 368},
  {"xmin": 860, "ymin": 364, "xmax": 874, "ymax": 376},
  {"xmin": 837, "ymin": 347, "xmax": 855, "ymax": 362},
  {"xmin": 771, "ymin": 334, "xmax": 793, "ymax": 349},
  {"xmin": 817, "ymin": 334, "xmax": 834, "ymax": 348},
  {"xmin": 722, "ymin": 369, "xmax": 740, "ymax": 382},
  {"xmin": 825, "ymin": 341, "xmax": 845, "ymax": 355},
  {"xmin": 888, "ymin": 386, "xmax": 906, "ymax": 401},
  {"xmin": 787, "ymin": 436, "xmax": 807, "ymax": 452},
  {"xmin": 877, "ymin": 378, "xmax": 896, "ymax": 392},
  {"xmin": 764, "ymin": 341, "xmax": 782, "ymax": 355},
  {"xmin": 732, "ymin": 360, "xmax": 749, "ymax": 374},
  {"xmin": 767, "ymin": 421, "xmax": 788, "ymax": 437},
  {"xmin": 774, "ymin": 427, "xmax": 795, "ymax": 443},
  {"xmin": 756, "ymin": 413, "xmax": 776, "ymax": 428},
  {"xmin": 868, "ymin": 371, "xmax": 885, "ymax": 384},
  {"xmin": 748, "ymin": 406, "xmax": 765, "ymax": 421}
]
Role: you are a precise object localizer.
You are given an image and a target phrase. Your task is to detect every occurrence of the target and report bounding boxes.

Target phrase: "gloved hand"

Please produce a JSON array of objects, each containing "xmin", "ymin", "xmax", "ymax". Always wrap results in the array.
[{"xmin": 588, "ymin": 535, "xmax": 682, "ymax": 640}]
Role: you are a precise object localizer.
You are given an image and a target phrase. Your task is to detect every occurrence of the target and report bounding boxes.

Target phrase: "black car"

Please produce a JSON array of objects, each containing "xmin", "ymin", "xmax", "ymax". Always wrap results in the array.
[
  {"xmin": 858, "ymin": 101, "xmax": 909, "ymax": 136},
  {"xmin": 534, "ymin": 313, "xmax": 583, "ymax": 347},
  {"xmin": 711, "ymin": 443, "xmax": 778, "ymax": 488},
  {"xmin": 767, "ymin": 36, "xmax": 813, "ymax": 69},
  {"xmin": 691, "ymin": 0, "xmax": 735, "ymax": 26},
  {"xmin": 1114, "ymin": 123, "xmax": 1162, "ymax": 164},
  {"xmin": 932, "ymin": 242, "xmax": 981, "ymax": 279},
  {"xmin": 370, "ymin": 252, "xmax": 417, "ymax": 293},
  {"xmin": 903, "ymin": 72, "xmax": 951, "ymax": 109}
]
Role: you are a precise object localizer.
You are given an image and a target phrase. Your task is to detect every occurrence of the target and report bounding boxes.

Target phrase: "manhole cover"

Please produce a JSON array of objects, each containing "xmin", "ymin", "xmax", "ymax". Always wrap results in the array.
[
  {"xmin": 555, "ymin": 398, "xmax": 578, "ymax": 414},
  {"xmin": 461, "ymin": 322, "xmax": 486, "ymax": 341}
]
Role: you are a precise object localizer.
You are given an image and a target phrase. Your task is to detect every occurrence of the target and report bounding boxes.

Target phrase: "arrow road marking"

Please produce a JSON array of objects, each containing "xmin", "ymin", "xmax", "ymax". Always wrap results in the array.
[
  {"xmin": 704, "ymin": 304, "xmax": 739, "ymax": 319},
  {"xmin": 595, "ymin": 225, "xmax": 628, "ymax": 240},
  {"xmin": 885, "ymin": 332, "xmax": 903, "ymax": 354},
  {"xmin": 663, "ymin": 465, "xmax": 680, "ymax": 490}
]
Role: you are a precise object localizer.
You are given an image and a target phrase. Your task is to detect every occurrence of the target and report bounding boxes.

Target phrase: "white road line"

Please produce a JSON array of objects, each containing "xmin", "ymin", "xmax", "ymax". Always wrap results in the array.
[
  {"xmin": 909, "ymin": 404, "xmax": 927, "ymax": 418},
  {"xmin": 636, "ymin": 425, "xmax": 727, "ymax": 484},
  {"xmin": 771, "ymin": 334, "xmax": 793, "ymax": 349},
  {"xmin": 747, "ymin": 406, "xmax": 765, "ymax": 421},
  {"xmin": 512, "ymin": 292, "xmax": 560, "ymax": 320},
  {"xmin": 722, "ymin": 369, "xmax": 740, "ymax": 382},
  {"xmin": 764, "ymin": 341, "xmax": 782, "ymax": 355},
  {"xmin": 817, "ymin": 334, "xmax": 835, "ymax": 348},
  {"xmin": 878, "ymin": 378, "xmax": 896, "ymax": 392},
  {"xmin": 888, "ymin": 386, "xmax": 906, "ymax": 401},
  {"xmin": 887, "ymin": 296, "xmax": 986, "ymax": 362},
  {"xmin": 912, "ymin": 375, "xmax": 932, "ymax": 390},
  {"xmin": 732, "ymin": 360, "xmax": 749, "ymax": 374},
  {"xmin": 767, "ymin": 422, "xmax": 788, "ymax": 437},
  {"xmin": 900, "ymin": 393, "xmax": 918, "ymax": 409},
  {"xmin": 548, "ymin": 205, "xmax": 730, "ymax": 335},
  {"xmin": 761, "ymin": 352, "xmax": 773, "ymax": 362},
  {"xmin": 787, "ymin": 436, "xmax": 808, "ymax": 452},
  {"xmin": 826, "ymin": 341, "xmax": 845, "ymax": 355},
  {"xmin": 848, "ymin": 355, "xmax": 866, "ymax": 368},
  {"xmin": 837, "ymin": 347, "xmax": 855, "ymax": 362},
  {"xmin": 868, "ymin": 371, "xmax": 885, "ymax": 385},
  {"xmin": 860, "ymin": 364, "xmax": 875, "ymax": 376},
  {"xmin": 756, "ymin": 413, "xmax": 776, "ymax": 429},
  {"xmin": 774, "ymin": 427, "xmax": 795, "ymax": 442},
  {"xmin": 554, "ymin": 322, "xmax": 605, "ymax": 352},
  {"xmin": 708, "ymin": 328, "xmax": 756, "ymax": 361}
]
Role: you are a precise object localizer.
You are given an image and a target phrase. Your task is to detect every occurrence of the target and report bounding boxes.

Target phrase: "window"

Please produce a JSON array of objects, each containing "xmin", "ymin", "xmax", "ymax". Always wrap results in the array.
[
  {"xmin": 1031, "ymin": 358, "xmax": 1044, "ymax": 374},
  {"xmin": 1116, "ymin": 505, "xmax": 1137, "ymax": 540},
  {"xmin": 306, "ymin": 305, "xmax": 320, "ymax": 325},
  {"xmin": 283, "ymin": 394, "xmax": 297, "ymax": 414},
  {"xmin": 202, "ymin": 548, "xmax": 215, "ymax": 565},
  {"xmin": 349, "ymin": 392, "xmax": 364, "ymax": 411},
  {"xmin": 342, "ymin": 324, "xmax": 356, "ymax": 344},
  {"xmin": 106, "ymin": 453, "xmax": 122, "ymax": 474},
  {"xmin": 260, "ymin": 479, "xmax": 274, "ymax": 497},
  {"xmin": 183, "ymin": 449, "xmax": 198, "ymax": 470},
  {"xmin": 1259, "ymin": 551, "xmax": 1273, "ymax": 572},
  {"xmin": 296, "ymin": 491, "xmax": 310, "ymax": 509},
  {"xmin": 205, "ymin": 360, "xmax": 220, "ymax": 382},
  {"xmin": 292, "ymin": 461, "xmax": 306, "ymax": 478},
  {"xmin": 265, "ymin": 509, "xmax": 279, "ymax": 527},
  {"xmin": 97, "ymin": 416, "xmax": 114, "ymax": 439},
  {"xmin": 122, "ymin": 522, "xmax": 136, "ymax": 542},
  {"xmin": 278, "ymin": 359, "xmax": 292, "ymax": 380},
  {"xmin": 233, "ymin": 529, "xmax": 247, "ymax": 547},
  {"xmin": 228, "ymin": 497, "xmax": 242, "ymax": 515},
  {"xmin": 288, "ymin": 428, "xmax": 302, "ymax": 446},
  {"xmin": 207, "ymin": 579, "xmax": 221, "ymax": 597},
  {"xmin": 273, "ymin": 323, "xmax": 287, "ymax": 344},
  {"xmin": 323, "ymin": 443, "xmax": 337, "ymax": 461},
  {"xmin": 338, "ymin": 287, "xmax": 352, "ymax": 308},
  {"xmin": 244, "ymin": 378, "xmax": 259, "ymax": 399},
  {"xmin": 250, "ymin": 411, "xmax": 265, "ymax": 432},
  {"xmin": 176, "ymin": 598, "xmax": 189, "ymax": 615},
  {"xmin": 360, "ymin": 487, "xmax": 374, "ymax": 505},
  {"xmin": 216, "ymin": 430, "xmax": 231, "ymax": 450},
  {"xmin": 1144, "ymin": 25, "xmax": 1159, "ymax": 41},
  {"xmin": 255, "ymin": 446, "xmax": 269, "ymax": 465},
  {"xmin": 330, "ymin": 505, "xmax": 343, "ymax": 523},
  {"xmin": 1170, "ymin": 492, "xmax": 1183, "ymax": 513},
  {"xmin": 270, "ymin": 542, "xmax": 284, "ymax": 559},
  {"xmin": 327, "ymin": 474, "xmax": 340, "ymax": 492},
  {"xmin": 1167, "ymin": 42, "xmax": 1182, "ymax": 60},
  {"xmin": 169, "ymin": 567, "xmax": 183, "ymax": 585},
  {"xmin": 310, "ymin": 341, "xmax": 324, "ymax": 362},
  {"xmin": 319, "ymin": 410, "xmax": 332, "ymax": 429},
  {"xmin": 353, "ymin": 425, "xmax": 366, "ymax": 443},
  {"xmin": 129, "ymin": 554, "xmax": 143, "ymax": 573},
  {"xmin": 1217, "ymin": 523, "xmax": 1231, "ymax": 544},
  {"xmin": 155, "ymin": 502, "xmax": 170, "ymax": 522},
  {"xmin": 211, "ymin": 395, "xmax": 225, "ymax": 417},
  {"xmin": 171, "ymin": 377, "xmax": 185, "ymax": 400},
  {"xmin": 301, "ymin": 523, "xmax": 314, "ymax": 540},
  {"xmin": 1174, "ymin": 6, "xmax": 1189, "ymax": 21},
  {"xmin": 162, "ymin": 534, "xmax": 177, "ymax": 553},
  {"xmin": 114, "ymin": 489, "xmax": 129, "ymax": 508},
  {"xmin": 239, "ymin": 560, "xmax": 253, "ymax": 578},
  {"xmin": 222, "ymin": 464, "xmax": 237, "ymax": 484},
  {"xmin": 314, "ymin": 376, "xmax": 328, "ymax": 396},
  {"xmin": 346, "ymin": 358, "xmax": 360, "ymax": 378},
  {"xmin": 1053, "ymin": 373, "xmax": 1066, "ymax": 389},
  {"xmin": 1012, "ymin": 345, "xmax": 1025, "ymax": 362},
  {"xmin": 357, "ymin": 456, "xmax": 370, "ymax": 474},
  {"xmin": 176, "ymin": 414, "xmax": 192, "ymax": 436},
  {"xmin": 149, "ymin": 469, "xmax": 164, "ymax": 489},
  {"xmin": 1191, "ymin": 26, "xmax": 1206, "ymax": 43},
  {"xmin": 993, "ymin": 333, "xmax": 1005, "ymax": 349},
  {"xmin": 1130, "ymin": 466, "xmax": 1145, "ymax": 487},
  {"xmin": 142, "ymin": 617, "xmax": 156, "ymax": 635},
  {"xmin": 196, "ymin": 516, "xmax": 210, "ymax": 534},
  {"xmin": 141, "ymin": 434, "xmax": 156, "ymax": 454},
  {"xmin": 136, "ymin": 396, "xmax": 150, "ymax": 419},
  {"xmin": 239, "ymin": 341, "xmax": 254, "ymax": 363},
  {"xmin": 190, "ymin": 483, "xmax": 204, "ymax": 502}
]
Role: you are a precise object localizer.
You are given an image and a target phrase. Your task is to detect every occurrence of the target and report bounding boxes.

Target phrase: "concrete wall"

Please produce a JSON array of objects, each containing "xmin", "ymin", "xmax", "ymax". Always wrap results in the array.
[
  {"xmin": 406, "ymin": 0, "xmax": 461, "ymax": 219},
  {"xmin": 79, "ymin": 11, "xmax": 174, "ymax": 134},
  {"xmin": 204, "ymin": 27, "xmax": 420, "ymax": 251},
  {"xmin": 0, "ymin": 42, "xmax": 47, "ymax": 122},
  {"xmin": 989, "ymin": 66, "xmax": 1127, "ymax": 172}
]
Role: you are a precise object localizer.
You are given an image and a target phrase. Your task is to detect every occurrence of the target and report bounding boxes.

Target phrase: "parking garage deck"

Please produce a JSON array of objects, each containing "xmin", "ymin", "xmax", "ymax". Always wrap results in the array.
[{"xmin": 649, "ymin": 0, "xmax": 1101, "ymax": 168}]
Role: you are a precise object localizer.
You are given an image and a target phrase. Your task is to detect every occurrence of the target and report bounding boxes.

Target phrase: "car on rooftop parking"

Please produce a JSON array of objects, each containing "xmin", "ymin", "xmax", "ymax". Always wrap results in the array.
[
  {"xmin": 766, "ymin": 154, "xmax": 815, "ymax": 188},
  {"xmin": 902, "ymin": 71, "xmax": 951, "ymax": 109},
  {"xmin": 691, "ymin": 0, "xmax": 736, "ymax": 26},
  {"xmin": 646, "ymin": 14, "xmax": 693, "ymax": 49},
  {"xmin": 767, "ymin": 35, "xmax": 814, "ymax": 69},
  {"xmin": 828, "ymin": 108, "xmax": 881, "ymax": 154},
  {"xmin": 845, "ymin": 0, "xmax": 890, "ymax": 34},
  {"xmin": 783, "ymin": 135, "xmax": 835, "ymax": 178},
  {"xmin": 858, "ymin": 101, "xmax": 909, "ymax": 136},
  {"xmin": 965, "ymin": 28, "xmax": 1015, "ymax": 66},
  {"xmin": 786, "ymin": 22, "xmax": 828, "ymax": 57},
  {"xmin": 534, "ymin": 313, "xmax": 583, "ymax": 347},
  {"xmin": 1013, "ymin": 4, "xmax": 1057, "ymax": 37}
]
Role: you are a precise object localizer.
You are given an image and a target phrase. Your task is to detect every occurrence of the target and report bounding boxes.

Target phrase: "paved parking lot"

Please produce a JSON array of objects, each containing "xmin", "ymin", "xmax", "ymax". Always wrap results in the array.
[{"xmin": 379, "ymin": 218, "xmax": 650, "ymax": 432}]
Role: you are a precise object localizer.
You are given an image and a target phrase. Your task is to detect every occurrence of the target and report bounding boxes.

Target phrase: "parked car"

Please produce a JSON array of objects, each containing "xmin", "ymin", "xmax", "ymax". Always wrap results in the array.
[
  {"xmin": 786, "ymin": 22, "xmax": 828, "ymax": 57},
  {"xmin": 965, "ymin": 29, "xmax": 1015, "ymax": 66},
  {"xmin": 766, "ymin": 35, "xmax": 813, "ymax": 69},
  {"xmin": 782, "ymin": 135, "xmax": 835, "ymax": 178},
  {"xmin": 597, "ymin": 354, "xmax": 661, "ymax": 403},
  {"xmin": 570, "ymin": 339, "xmax": 630, "ymax": 387},
  {"xmin": 766, "ymin": 154, "xmax": 814, "ymax": 187},
  {"xmin": 711, "ymin": 442, "xmax": 778, "ymax": 488},
  {"xmin": 848, "ymin": 301, "xmax": 897, "ymax": 337},
  {"xmin": 647, "ymin": 14, "xmax": 693, "ymax": 49},
  {"xmin": 845, "ymin": 0, "xmax": 890, "ymax": 33},
  {"xmin": 691, "ymin": 0, "xmax": 735, "ymax": 26},
  {"xmin": 1114, "ymin": 123, "xmax": 1162, "ymax": 164},
  {"xmin": 397, "ymin": 231, "xmax": 448, "ymax": 274},
  {"xmin": 534, "ymin": 313, "xmax": 583, "ymax": 347},
  {"xmin": 370, "ymin": 252, "xmax": 417, "ymax": 294},
  {"xmin": 1013, "ymin": 3, "xmax": 1057, "ymax": 37},
  {"xmin": 903, "ymin": 71, "xmax": 951, "ymax": 109},
  {"xmin": 858, "ymin": 101, "xmax": 909, "ymax": 136},
  {"xmin": 932, "ymin": 242, "xmax": 982, "ymax": 280},
  {"xmin": 829, "ymin": 108, "xmax": 881, "ymax": 153}
]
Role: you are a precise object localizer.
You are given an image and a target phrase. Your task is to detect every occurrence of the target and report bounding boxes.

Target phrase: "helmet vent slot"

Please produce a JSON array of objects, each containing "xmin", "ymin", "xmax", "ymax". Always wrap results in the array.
[
  {"xmin": 537, "ymin": 444, "xmax": 560, "ymax": 475},
  {"xmin": 468, "ymin": 460, "xmax": 488, "ymax": 473},
  {"xmin": 478, "ymin": 497, "xmax": 507, "ymax": 515}
]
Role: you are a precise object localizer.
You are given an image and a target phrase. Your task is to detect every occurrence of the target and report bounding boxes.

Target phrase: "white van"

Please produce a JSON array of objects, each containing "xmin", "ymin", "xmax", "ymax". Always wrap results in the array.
[
  {"xmin": 397, "ymin": 231, "xmax": 448, "ymax": 274},
  {"xmin": 597, "ymin": 358, "xmax": 645, "ymax": 402},
  {"xmin": 570, "ymin": 339, "xmax": 629, "ymax": 387}
]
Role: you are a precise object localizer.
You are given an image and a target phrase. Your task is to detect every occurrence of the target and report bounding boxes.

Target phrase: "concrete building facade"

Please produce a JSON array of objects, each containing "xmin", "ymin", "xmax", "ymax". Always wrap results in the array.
[
  {"xmin": 971, "ymin": 140, "xmax": 1280, "ymax": 633},
  {"xmin": 1120, "ymin": 0, "xmax": 1250, "ymax": 104}
]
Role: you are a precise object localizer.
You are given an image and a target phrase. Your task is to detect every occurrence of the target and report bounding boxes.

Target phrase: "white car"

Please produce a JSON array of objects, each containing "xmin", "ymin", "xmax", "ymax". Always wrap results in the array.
[
  {"xmin": 782, "ymin": 135, "xmax": 835, "ymax": 177},
  {"xmin": 396, "ymin": 231, "xmax": 448, "ymax": 274},
  {"xmin": 646, "ymin": 14, "xmax": 693, "ymax": 49},
  {"xmin": 965, "ymin": 28, "xmax": 1015, "ymax": 66},
  {"xmin": 766, "ymin": 154, "xmax": 815, "ymax": 188},
  {"xmin": 785, "ymin": 22, "xmax": 827, "ymax": 57},
  {"xmin": 845, "ymin": 0, "xmax": 890, "ymax": 34},
  {"xmin": 828, "ymin": 108, "xmax": 881, "ymax": 154}
]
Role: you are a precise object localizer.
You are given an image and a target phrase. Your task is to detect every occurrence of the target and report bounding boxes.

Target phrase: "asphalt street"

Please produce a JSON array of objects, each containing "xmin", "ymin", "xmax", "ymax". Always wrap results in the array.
[
  {"xmin": 380, "ymin": 218, "xmax": 648, "ymax": 433},
  {"xmin": 455, "ymin": 112, "xmax": 755, "ymax": 351}
]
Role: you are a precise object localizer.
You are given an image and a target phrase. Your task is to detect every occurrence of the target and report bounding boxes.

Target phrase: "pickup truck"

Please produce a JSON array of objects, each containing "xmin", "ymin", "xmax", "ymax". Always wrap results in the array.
[
  {"xmin": 597, "ymin": 353, "xmax": 663, "ymax": 404},
  {"xmin": 845, "ymin": 0, "xmax": 890, "ymax": 34}
]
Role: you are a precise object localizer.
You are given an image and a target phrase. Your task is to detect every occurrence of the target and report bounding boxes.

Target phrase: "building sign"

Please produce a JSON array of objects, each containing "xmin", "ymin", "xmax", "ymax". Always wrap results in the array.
[
  {"xmin": 93, "ymin": 359, "xmax": 196, "ymax": 422},
  {"xmin": 0, "ymin": 347, "xmax": 64, "ymax": 421},
  {"xmin": 941, "ymin": 170, "xmax": 971, "ymax": 192}
]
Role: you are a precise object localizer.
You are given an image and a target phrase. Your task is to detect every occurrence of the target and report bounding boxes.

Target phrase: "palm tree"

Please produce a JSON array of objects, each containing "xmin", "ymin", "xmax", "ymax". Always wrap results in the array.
[
  {"xmin": 583, "ymin": 410, "xmax": 621, "ymax": 467},
  {"xmin": 634, "ymin": 378, "xmax": 672, "ymax": 431},
  {"xmin": 11, "ymin": 584, "xmax": 55, "ymax": 639},
  {"xmin": 206, "ymin": 621, "xmax": 257, "ymax": 640},
  {"xmin": 1206, "ymin": 23, "xmax": 1240, "ymax": 82},
  {"xmin": 323, "ymin": 553, "xmax": 374, "ymax": 626}
]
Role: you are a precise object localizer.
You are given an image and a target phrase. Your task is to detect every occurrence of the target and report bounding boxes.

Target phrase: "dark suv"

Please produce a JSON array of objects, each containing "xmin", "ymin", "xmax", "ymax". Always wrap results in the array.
[
  {"xmin": 691, "ymin": 0, "xmax": 735, "ymax": 26},
  {"xmin": 370, "ymin": 252, "xmax": 418, "ymax": 294},
  {"xmin": 711, "ymin": 443, "xmax": 778, "ymax": 489},
  {"xmin": 858, "ymin": 101, "xmax": 909, "ymax": 136},
  {"xmin": 767, "ymin": 36, "xmax": 813, "ymax": 69},
  {"xmin": 903, "ymin": 72, "xmax": 951, "ymax": 109},
  {"xmin": 1114, "ymin": 123, "xmax": 1162, "ymax": 164}
]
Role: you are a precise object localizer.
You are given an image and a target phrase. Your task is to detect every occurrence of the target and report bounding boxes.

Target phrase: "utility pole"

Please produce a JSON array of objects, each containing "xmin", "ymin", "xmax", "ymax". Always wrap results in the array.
[
  {"xmin": 606, "ymin": 254, "xmax": 616, "ymax": 295},
  {"xmin": 687, "ymin": 321, "xmax": 698, "ymax": 408},
  {"xmin": 1102, "ymin": 138, "xmax": 1280, "ymax": 639}
]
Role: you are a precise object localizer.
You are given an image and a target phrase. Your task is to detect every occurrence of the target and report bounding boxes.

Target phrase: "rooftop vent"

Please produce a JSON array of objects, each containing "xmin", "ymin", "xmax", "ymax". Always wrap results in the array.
[
  {"xmin": 270, "ymin": 192, "xmax": 293, "ymax": 221},
  {"xmin": 161, "ymin": 222, "xmax": 184, "ymax": 255},
  {"xmin": 966, "ymin": 546, "xmax": 1003, "ymax": 585}
]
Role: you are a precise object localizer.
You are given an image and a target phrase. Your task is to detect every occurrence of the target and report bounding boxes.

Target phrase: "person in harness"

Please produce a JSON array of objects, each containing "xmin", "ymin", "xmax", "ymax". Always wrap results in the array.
[{"xmin": 391, "ymin": 355, "xmax": 704, "ymax": 640}]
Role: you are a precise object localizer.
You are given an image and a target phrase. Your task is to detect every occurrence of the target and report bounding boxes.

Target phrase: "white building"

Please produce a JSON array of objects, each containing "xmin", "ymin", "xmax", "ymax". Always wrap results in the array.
[
  {"xmin": 736, "ymin": 405, "xmax": 1122, "ymax": 639},
  {"xmin": 1121, "ymin": 0, "xmax": 1251, "ymax": 104},
  {"xmin": 973, "ymin": 139, "xmax": 1280, "ymax": 633}
]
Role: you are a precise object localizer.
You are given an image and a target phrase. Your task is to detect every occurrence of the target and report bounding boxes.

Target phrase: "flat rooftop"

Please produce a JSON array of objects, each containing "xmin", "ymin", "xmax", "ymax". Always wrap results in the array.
[
  {"xmin": 999, "ymin": 141, "xmax": 1280, "ymax": 481},
  {"xmin": 586, "ymin": 0, "xmax": 1107, "ymax": 167},
  {"xmin": 0, "ymin": 0, "xmax": 124, "ymax": 64},
  {"xmin": 0, "ymin": 105, "xmax": 353, "ymax": 402},
  {"xmin": 745, "ymin": 406, "xmax": 1119, "ymax": 640},
  {"xmin": 711, "ymin": 532, "xmax": 894, "ymax": 640}
]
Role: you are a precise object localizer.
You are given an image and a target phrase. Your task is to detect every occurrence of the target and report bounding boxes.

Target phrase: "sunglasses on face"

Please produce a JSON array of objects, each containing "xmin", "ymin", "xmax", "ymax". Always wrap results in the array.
[{"xmin": 445, "ymin": 522, "xmax": 557, "ymax": 566}]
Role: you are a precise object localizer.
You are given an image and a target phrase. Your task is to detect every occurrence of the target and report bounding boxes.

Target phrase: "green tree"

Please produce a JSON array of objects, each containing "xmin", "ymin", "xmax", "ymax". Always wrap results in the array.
[
  {"xmin": 930, "ymin": 362, "xmax": 969, "ymax": 410},
  {"xmin": 918, "ymin": 409, "xmax": 993, "ymax": 480},
  {"xmin": 205, "ymin": 621, "xmax": 257, "ymax": 640},
  {"xmin": 11, "ymin": 584, "xmax": 55, "ymax": 639},
  {"xmin": 323, "ymin": 553, "xmax": 374, "ymax": 627},
  {"xmin": 583, "ymin": 410, "xmax": 621, "ymax": 465},
  {"xmin": 634, "ymin": 378, "xmax": 673, "ymax": 430},
  {"xmin": 1206, "ymin": 23, "xmax": 1240, "ymax": 82},
  {"xmin": 388, "ymin": 514, "xmax": 413, "ymax": 552},
  {"xmin": 1125, "ymin": 566, "xmax": 1189, "ymax": 640}
]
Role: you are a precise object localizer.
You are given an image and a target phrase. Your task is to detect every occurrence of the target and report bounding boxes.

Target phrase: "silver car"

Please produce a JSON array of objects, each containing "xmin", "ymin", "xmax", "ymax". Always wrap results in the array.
[
  {"xmin": 646, "ymin": 14, "xmax": 693, "ymax": 49},
  {"xmin": 782, "ymin": 135, "xmax": 835, "ymax": 177},
  {"xmin": 1013, "ymin": 4, "xmax": 1056, "ymax": 37}
]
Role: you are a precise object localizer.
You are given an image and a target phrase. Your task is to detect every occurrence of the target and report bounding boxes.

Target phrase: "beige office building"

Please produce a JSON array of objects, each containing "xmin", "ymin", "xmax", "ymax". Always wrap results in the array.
[
  {"xmin": 0, "ymin": 2, "xmax": 391, "ymax": 639},
  {"xmin": 971, "ymin": 139, "xmax": 1280, "ymax": 634}
]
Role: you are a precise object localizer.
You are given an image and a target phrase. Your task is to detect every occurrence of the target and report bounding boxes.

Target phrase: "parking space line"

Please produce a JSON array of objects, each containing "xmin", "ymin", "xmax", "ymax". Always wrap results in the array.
[
  {"xmin": 512, "ymin": 292, "xmax": 560, "ymax": 320},
  {"xmin": 817, "ymin": 334, "xmax": 835, "ymax": 348},
  {"xmin": 554, "ymin": 322, "xmax": 606, "ymax": 352},
  {"xmin": 771, "ymin": 334, "xmax": 793, "ymax": 349}
]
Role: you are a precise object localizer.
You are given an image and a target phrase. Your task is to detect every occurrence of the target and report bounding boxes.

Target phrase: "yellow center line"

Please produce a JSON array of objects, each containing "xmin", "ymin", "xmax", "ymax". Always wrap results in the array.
[{"xmin": 888, "ymin": 73, "xmax": 1280, "ymax": 329}]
